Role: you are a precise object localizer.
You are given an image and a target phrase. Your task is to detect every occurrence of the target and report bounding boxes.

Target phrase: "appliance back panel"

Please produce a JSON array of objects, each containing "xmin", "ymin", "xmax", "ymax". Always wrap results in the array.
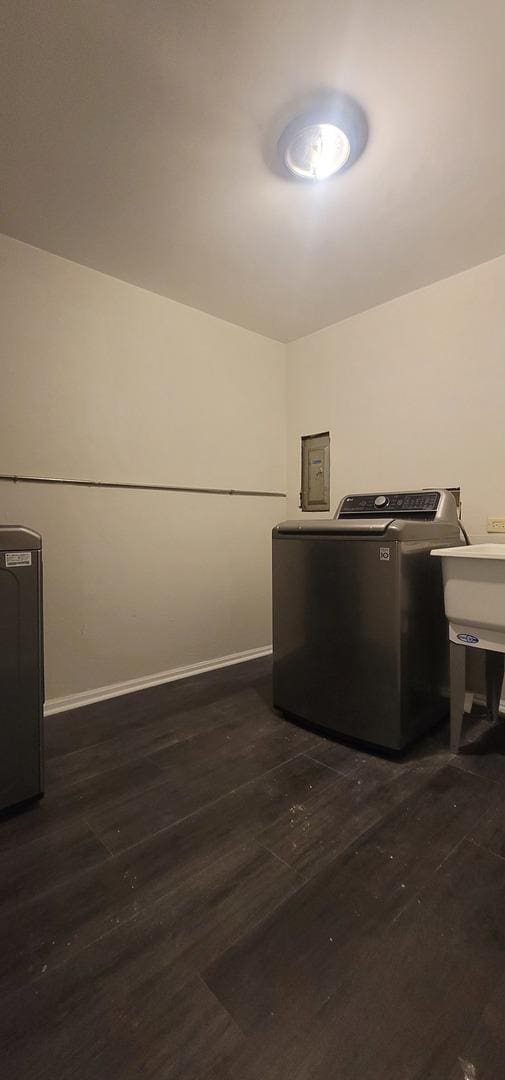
[{"xmin": 338, "ymin": 490, "xmax": 441, "ymax": 520}]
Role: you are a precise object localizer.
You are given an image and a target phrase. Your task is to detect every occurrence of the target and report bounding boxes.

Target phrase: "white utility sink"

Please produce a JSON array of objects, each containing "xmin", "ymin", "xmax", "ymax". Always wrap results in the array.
[{"xmin": 431, "ymin": 543, "xmax": 505, "ymax": 653}]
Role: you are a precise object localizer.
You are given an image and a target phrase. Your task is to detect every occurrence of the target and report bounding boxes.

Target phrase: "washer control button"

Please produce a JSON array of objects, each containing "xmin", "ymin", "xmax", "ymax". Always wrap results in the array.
[{"xmin": 374, "ymin": 495, "xmax": 388, "ymax": 508}]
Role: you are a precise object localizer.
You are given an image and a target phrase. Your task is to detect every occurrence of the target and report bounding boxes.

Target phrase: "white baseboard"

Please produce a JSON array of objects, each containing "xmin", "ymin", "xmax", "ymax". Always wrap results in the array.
[
  {"xmin": 44, "ymin": 645, "xmax": 272, "ymax": 717},
  {"xmin": 45, "ymin": 653, "xmax": 502, "ymax": 722}
]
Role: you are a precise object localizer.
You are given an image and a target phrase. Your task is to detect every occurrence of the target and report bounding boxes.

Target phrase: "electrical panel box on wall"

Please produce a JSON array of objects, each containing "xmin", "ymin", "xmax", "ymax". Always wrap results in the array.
[{"xmin": 300, "ymin": 432, "xmax": 330, "ymax": 512}]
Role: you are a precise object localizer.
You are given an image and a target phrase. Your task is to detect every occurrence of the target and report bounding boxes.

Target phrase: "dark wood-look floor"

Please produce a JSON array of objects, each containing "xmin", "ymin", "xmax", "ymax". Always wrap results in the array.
[{"xmin": 1, "ymin": 658, "xmax": 505, "ymax": 1079}]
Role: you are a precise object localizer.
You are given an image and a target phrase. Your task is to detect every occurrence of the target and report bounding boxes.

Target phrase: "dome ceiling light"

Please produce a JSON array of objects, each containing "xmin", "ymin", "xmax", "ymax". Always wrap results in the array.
[
  {"xmin": 278, "ymin": 96, "xmax": 368, "ymax": 182},
  {"xmin": 284, "ymin": 122, "xmax": 350, "ymax": 180}
]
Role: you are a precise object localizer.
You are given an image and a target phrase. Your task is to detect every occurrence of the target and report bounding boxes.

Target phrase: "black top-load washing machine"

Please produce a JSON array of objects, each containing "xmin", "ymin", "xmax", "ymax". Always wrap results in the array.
[{"xmin": 272, "ymin": 489, "xmax": 462, "ymax": 751}]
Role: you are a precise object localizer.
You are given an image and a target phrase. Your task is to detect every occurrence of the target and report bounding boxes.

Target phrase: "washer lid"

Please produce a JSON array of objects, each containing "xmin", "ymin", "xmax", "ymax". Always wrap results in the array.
[
  {"xmin": 0, "ymin": 526, "xmax": 42, "ymax": 550},
  {"xmin": 274, "ymin": 518, "xmax": 394, "ymax": 535}
]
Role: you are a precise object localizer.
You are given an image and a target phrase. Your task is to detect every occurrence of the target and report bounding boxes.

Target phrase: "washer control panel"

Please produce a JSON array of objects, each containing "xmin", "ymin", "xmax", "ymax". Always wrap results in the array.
[{"xmin": 339, "ymin": 491, "xmax": 440, "ymax": 517}]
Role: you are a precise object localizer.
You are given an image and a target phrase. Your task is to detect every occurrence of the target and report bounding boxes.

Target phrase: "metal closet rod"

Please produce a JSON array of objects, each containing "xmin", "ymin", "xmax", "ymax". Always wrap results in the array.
[{"xmin": 0, "ymin": 473, "xmax": 286, "ymax": 499}]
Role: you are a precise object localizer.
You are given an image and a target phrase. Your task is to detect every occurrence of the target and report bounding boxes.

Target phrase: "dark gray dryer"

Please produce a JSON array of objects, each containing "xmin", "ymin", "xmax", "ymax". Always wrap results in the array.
[
  {"xmin": 272, "ymin": 489, "xmax": 461, "ymax": 752},
  {"xmin": 0, "ymin": 527, "xmax": 44, "ymax": 811}
]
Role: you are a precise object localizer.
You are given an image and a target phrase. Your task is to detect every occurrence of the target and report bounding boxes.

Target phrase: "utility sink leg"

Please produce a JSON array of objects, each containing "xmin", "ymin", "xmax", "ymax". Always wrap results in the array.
[
  {"xmin": 450, "ymin": 641, "xmax": 466, "ymax": 753},
  {"xmin": 485, "ymin": 650, "xmax": 505, "ymax": 725}
]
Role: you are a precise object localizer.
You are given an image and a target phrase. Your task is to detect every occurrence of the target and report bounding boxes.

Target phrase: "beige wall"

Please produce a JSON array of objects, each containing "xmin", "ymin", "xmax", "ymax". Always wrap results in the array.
[
  {"xmin": 3, "ymin": 233, "xmax": 505, "ymax": 705},
  {"xmin": 0, "ymin": 235, "xmax": 286, "ymax": 701},
  {"xmin": 287, "ymin": 254, "xmax": 505, "ymax": 541}
]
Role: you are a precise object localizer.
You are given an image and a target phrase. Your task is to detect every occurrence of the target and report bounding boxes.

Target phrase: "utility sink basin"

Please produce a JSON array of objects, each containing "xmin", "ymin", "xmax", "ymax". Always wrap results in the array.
[{"xmin": 431, "ymin": 543, "xmax": 505, "ymax": 652}]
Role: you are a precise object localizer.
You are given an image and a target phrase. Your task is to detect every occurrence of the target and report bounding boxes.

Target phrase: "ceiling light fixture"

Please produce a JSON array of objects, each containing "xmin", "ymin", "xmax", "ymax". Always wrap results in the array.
[
  {"xmin": 284, "ymin": 122, "xmax": 350, "ymax": 181},
  {"xmin": 277, "ymin": 96, "xmax": 367, "ymax": 182}
]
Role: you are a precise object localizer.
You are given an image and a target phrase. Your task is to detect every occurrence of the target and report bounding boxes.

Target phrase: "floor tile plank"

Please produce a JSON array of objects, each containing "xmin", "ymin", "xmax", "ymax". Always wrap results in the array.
[
  {"xmin": 44, "ymin": 660, "xmax": 272, "ymax": 758},
  {"xmin": 258, "ymin": 756, "xmax": 438, "ymax": 880},
  {"xmin": 0, "ymin": 755, "xmax": 328, "ymax": 997},
  {"xmin": 0, "ymin": 820, "xmax": 108, "ymax": 913},
  {"xmin": 450, "ymin": 715, "xmax": 505, "ymax": 783},
  {"xmin": 444, "ymin": 973, "xmax": 505, "ymax": 1080},
  {"xmin": 45, "ymin": 687, "xmax": 275, "ymax": 788},
  {"xmin": 2, "ymin": 965, "xmax": 242, "ymax": 1080},
  {"xmin": 0, "ymin": 841, "xmax": 296, "ymax": 1078},
  {"xmin": 0, "ymin": 759, "xmax": 166, "ymax": 854},
  {"xmin": 469, "ymin": 785, "xmax": 505, "ymax": 860},
  {"xmin": 89, "ymin": 720, "xmax": 321, "ymax": 853},
  {"xmin": 214, "ymin": 839, "xmax": 505, "ymax": 1080},
  {"xmin": 204, "ymin": 766, "xmax": 490, "ymax": 1037}
]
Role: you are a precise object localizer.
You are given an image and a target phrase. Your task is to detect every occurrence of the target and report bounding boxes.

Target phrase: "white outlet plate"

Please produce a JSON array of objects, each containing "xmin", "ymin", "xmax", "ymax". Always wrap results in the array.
[{"xmin": 487, "ymin": 517, "xmax": 505, "ymax": 533}]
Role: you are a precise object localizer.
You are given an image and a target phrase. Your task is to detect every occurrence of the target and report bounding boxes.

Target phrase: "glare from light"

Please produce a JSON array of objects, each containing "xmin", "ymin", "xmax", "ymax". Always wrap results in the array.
[{"xmin": 284, "ymin": 122, "xmax": 351, "ymax": 180}]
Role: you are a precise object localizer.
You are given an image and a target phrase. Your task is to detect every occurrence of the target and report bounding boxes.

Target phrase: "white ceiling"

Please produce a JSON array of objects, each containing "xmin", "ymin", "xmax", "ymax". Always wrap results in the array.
[{"xmin": 1, "ymin": 1, "xmax": 505, "ymax": 342}]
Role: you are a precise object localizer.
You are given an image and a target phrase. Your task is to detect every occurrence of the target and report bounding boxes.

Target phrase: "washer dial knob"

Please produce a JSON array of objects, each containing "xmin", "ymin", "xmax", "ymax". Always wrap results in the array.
[{"xmin": 374, "ymin": 495, "xmax": 388, "ymax": 508}]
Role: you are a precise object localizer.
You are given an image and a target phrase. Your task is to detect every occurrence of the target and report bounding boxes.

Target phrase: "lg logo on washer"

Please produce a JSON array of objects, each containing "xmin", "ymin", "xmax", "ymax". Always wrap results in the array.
[{"xmin": 457, "ymin": 633, "xmax": 480, "ymax": 644}]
